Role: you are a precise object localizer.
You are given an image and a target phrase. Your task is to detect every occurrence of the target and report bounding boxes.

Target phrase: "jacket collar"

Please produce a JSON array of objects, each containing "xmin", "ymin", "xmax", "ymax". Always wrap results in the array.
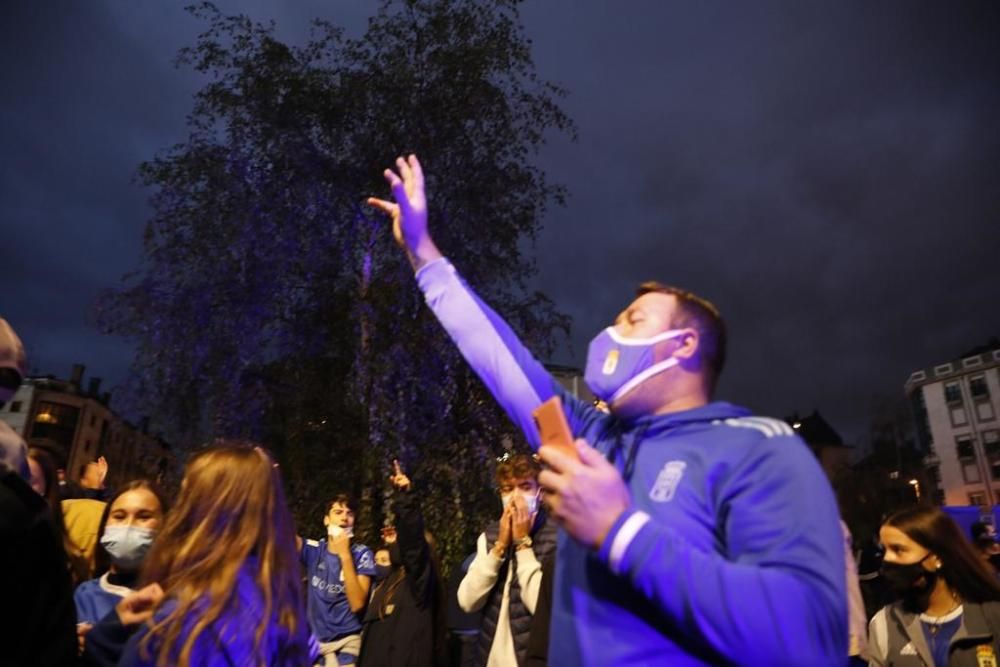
[
  {"xmin": 889, "ymin": 604, "xmax": 935, "ymax": 666},
  {"xmin": 616, "ymin": 401, "xmax": 752, "ymax": 431},
  {"xmin": 890, "ymin": 601, "xmax": 995, "ymax": 662}
]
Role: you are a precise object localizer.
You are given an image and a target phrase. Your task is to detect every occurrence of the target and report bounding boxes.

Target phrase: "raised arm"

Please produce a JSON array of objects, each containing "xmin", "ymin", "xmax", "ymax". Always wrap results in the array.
[
  {"xmin": 368, "ymin": 156, "xmax": 587, "ymax": 448},
  {"xmin": 390, "ymin": 461, "xmax": 436, "ymax": 607}
]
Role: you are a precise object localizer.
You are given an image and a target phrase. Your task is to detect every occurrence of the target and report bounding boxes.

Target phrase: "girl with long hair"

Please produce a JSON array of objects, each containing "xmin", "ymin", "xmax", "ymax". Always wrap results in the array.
[
  {"xmin": 869, "ymin": 505, "xmax": 1000, "ymax": 666},
  {"xmin": 119, "ymin": 441, "xmax": 316, "ymax": 667}
]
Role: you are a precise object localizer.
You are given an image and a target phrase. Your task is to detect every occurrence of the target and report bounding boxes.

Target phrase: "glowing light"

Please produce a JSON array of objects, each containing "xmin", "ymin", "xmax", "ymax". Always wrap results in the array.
[{"xmin": 35, "ymin": 411, "xmax": 56, "ymax": 424}]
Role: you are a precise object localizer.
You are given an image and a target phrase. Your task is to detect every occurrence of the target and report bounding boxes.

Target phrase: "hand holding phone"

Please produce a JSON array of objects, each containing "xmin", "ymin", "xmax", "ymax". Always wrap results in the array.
[{"xmin": 532, "ymin": 396, "xmax": 578, "ymax": 460}]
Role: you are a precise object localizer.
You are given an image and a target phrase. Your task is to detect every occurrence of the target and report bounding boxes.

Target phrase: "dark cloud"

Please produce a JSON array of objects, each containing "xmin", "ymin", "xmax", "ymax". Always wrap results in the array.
[
  {"xmin": 522, "ymin": 1, "xmax": 1000, "ymax": 446},
  {"xmin": 2, "ymin": 1, "xmax": 997, "ymax": 449}
]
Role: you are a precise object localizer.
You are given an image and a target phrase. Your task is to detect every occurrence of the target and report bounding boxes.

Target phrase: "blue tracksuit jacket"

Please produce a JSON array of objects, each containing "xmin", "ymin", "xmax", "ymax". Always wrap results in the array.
[{"xmin": 416, "ymin": 258, "xmax": 847, "ymax": 666}]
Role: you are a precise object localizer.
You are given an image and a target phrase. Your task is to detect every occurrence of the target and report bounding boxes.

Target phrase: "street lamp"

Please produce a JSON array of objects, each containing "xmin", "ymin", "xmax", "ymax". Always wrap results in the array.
[{"xmin": 908, "ymin": 478, "xmax": 921, "ymax": 502}]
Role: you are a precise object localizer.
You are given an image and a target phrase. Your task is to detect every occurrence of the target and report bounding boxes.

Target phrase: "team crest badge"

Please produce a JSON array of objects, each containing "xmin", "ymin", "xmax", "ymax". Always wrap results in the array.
[
  {"xmin": 649, "ymin": 461, "xmax": 687, "ymax": 502},
  {"xmin": 977, "ymin": 645, "xmax": 997, "ymax": 667},
  {"xmin": 602, "ymin": 349, "xmax": 619, "ymax": 374}
]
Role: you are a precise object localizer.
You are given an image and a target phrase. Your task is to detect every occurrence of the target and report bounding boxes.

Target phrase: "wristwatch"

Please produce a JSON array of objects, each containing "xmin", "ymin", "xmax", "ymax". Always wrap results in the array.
[{"xmin": 515, "ymin": 535, "xmax": 533, "ymax": 550}]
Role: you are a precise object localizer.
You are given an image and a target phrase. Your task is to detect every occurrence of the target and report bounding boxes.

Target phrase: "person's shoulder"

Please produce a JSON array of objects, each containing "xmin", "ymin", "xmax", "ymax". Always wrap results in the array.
[
  {"xmin": 712, "ymin": 414, "xmax": 798, "ymax": 441},
  {"xmin": 713, "ymin": 414, "xmax": 816, "ymax": 461},
  {"xmin": 74, "ymin": 576, "xmax": 102, "ymax": 596},
  {"xmin": 62, "ymin": 497, "xmax": 107, "ymax": 522},
  {"xmin": 352, "ymin": 543, "xmax": 376, "ymax": 571}
]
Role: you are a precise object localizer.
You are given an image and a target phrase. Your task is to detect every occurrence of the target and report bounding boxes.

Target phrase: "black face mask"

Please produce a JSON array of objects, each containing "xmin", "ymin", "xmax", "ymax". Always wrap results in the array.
[
  {"xmin": 374, "ymin": 564, "xmax": 392, "ymax": 583},
  {"xmin": 880, "ymin": 554, "xmax": 937, "ymax": 607}
]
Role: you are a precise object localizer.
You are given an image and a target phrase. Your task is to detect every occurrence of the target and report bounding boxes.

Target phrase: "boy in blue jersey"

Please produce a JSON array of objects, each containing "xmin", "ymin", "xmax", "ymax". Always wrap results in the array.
[
  {"xmin": 368, "ymin": 155, "xmax": 848, "ymax": 666},
  {"xmin": 299, "ymin": 493, "xmax": 376, "ymax": 667}
]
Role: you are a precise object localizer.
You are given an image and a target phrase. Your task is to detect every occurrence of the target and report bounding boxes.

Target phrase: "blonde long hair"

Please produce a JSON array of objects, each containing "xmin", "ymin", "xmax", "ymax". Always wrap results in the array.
[{"xmin": 140, "ymin": 441, "xmax": 309, "ymax": 666}]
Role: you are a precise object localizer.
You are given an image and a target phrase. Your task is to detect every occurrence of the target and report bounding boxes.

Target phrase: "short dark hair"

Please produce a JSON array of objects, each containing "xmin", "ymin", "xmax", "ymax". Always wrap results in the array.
[
  {"xmin": 327, "ymin": 493, "xmax": 358, "ymax": 515},
  {"xmin": 636, "ymin": 281, "xmax": 727, "ymax": 394}
]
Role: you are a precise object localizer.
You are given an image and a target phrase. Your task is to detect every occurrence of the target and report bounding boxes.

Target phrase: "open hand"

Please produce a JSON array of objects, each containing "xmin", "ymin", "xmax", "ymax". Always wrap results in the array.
[
  {"xmin": 493, "ymin": 503, "xmax": 513, "ymax": 557},
  {"xmin": 367, "ymin": 155, "xmax": 442, "ymax": 269},
  {"xmin": 510, "ymin": 493, "xmax": 532, "ymax": 542}
]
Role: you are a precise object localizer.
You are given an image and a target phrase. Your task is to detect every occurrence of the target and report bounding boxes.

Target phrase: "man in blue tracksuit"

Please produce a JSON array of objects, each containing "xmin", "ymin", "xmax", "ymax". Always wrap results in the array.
[{"xmin": 368, "ymin": 156, "xmax": 847, "ymax": 666}]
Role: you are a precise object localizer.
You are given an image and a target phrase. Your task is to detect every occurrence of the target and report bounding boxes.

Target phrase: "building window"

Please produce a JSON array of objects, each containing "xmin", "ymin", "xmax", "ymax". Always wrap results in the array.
[
  {"xmin": 944, "ymin": 382, "xmax": 963, "ymax": 404},
  {"xmin": 957, "ymin": 436, "xmax": 976, "ymax": 460},
  {"xmin": 964, "ymin": 463, "xmax": 982, "ymax": 484},
  {"xmin": 32, "ymin": 401, "xmax": 81, "ymax": 451},
  {"xmin": 971, "ymin": 375, "xmax": 990, "ymax": 399},
  {"xmin": 969, "ymin": 491, "xmax": 987, "ymax": 506},
  {"xmin": 951, "ymin": 406, "xmax": 969, "ymax": 427},
  {"xmin": 963, "ymin": 356, "xmax": 984, "ymax": 369},
  {"xmin": 977, "ymin": 402, "xmax": 996, "ymax": 422},
  {"xmin": 936, "ymin": 363, "xmax": 955, "ymax": 376},
  {"xmin": 9, "ymin": 401, "xmax": 21, "ymax": 413},
  {"xmin": 934, "ymin": 490, "xmax": 946, "ymax": 506}
]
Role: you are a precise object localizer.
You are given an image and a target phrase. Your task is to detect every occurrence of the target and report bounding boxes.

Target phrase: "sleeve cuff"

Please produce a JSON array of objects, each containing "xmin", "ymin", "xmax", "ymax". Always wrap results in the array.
[
  {"xmin": 414, "ymin": 256, "xmax": 451, "ymax": 281},
  {"xmin": 598, "ymin": 507, "xmax": 652, "ymax": 576},
  {"xmin": 515, "ymin": 546, "xmax": 540, "ymax": 565}
]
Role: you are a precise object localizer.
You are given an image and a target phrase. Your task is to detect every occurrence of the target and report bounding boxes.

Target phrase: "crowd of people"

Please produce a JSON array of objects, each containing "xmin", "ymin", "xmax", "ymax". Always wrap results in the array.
[{"xmin": 3, "ymin": 154, "xmax": 1000, "ymax": 666}]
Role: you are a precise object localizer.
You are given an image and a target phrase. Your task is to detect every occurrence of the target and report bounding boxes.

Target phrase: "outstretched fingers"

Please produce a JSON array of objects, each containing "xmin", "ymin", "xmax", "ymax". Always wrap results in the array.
[
  {"xmin": 366, "ymin": 197, "xmax": 397, "ymax": 215},
  {"xmin": 407, "ymin": 154, "xmax": 424, "ymax": 190}
]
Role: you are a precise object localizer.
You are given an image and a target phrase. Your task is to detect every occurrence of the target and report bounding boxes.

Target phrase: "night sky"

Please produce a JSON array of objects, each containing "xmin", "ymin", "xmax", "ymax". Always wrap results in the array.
[{"xmin": 2, "ymin": 1, "xmax": 998, "ymax": 451}]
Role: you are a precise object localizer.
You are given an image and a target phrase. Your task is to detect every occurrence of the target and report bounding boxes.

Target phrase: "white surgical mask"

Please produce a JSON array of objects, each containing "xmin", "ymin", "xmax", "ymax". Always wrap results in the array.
[
  {"xmin": 100, "ymin": 525, "xmax": 156, "ymax": 571},
  {"xmin": 501, "ymin": 490, "xmax": 540, "ymax": 514},
  {"xmin": 328, "ymin": 524, "xmax": 354, "ymax": 539}
]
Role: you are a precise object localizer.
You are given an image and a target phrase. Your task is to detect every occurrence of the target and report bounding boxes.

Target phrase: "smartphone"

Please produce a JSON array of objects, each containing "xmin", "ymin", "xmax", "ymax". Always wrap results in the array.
[{"xmin": 532, "ymin": 396, "xmax": 578, "ymax": 460}]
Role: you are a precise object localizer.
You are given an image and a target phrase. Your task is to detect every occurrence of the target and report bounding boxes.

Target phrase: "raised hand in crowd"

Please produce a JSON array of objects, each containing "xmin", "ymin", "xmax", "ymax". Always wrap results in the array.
[
  {"xmin": 389, "ymin": 459, "xmax": 410, "ymax": 492},
  {"xmin": 491, "ymin": 502, "xmax": 514, "ymax": 559},
  {"xmin": 367, "ymin": 155, "xmax": 441, "ymax": 270}
]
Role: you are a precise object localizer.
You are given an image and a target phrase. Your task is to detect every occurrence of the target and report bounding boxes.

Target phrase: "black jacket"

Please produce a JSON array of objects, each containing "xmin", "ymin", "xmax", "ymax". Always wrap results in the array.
[
  {"xmin": 359, "ymin": 490, "xmax": 447, "ymax": 667},
  {"xmin": 0, "ymin": 469, "xmax": 77, "ymax": 666}
]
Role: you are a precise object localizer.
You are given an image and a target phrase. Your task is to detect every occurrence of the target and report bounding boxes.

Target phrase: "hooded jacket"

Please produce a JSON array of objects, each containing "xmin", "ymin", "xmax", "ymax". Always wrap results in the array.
[{"xmin": 414, "ymin": 257, "xmax": 847, "ymax": 666}]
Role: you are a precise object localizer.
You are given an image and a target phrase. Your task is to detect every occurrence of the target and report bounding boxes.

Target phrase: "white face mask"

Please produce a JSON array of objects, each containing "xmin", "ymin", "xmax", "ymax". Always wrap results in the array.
[
  {"xmin": 501, "ymin": 490, "xmax": 540, "ymax": 514},
  {"xmin": 100, "ymin": 525, "xmax": 156, "ymax": 571},
  {"xmin": 328, "ymin": 524, "xmax": 354, "ymax": 539}
]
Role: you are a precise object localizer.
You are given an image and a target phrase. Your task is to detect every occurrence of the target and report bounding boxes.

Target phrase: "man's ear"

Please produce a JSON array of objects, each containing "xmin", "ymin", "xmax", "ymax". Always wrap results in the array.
[
  {"xmin": 323, "ymin": 514, "xmax": 330, "ymax": 527},
  {"xmin": 672, "ymin": 329, "xmax": 700, "ymax": 361}
]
